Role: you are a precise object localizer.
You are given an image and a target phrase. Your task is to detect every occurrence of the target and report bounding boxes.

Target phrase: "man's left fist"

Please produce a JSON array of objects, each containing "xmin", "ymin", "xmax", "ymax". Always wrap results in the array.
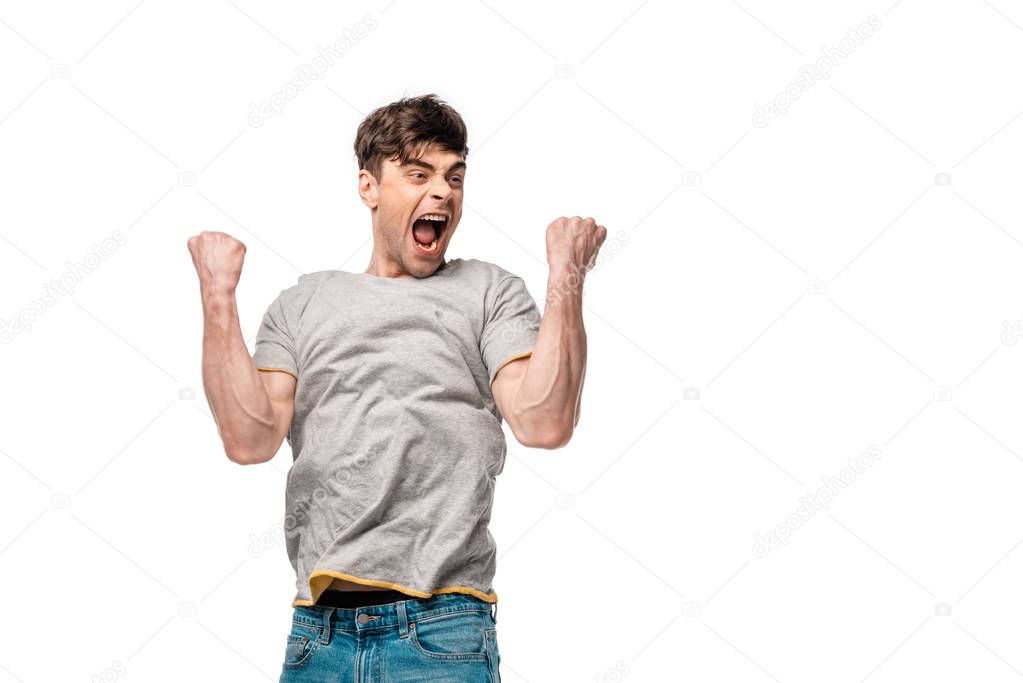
[{"xmin": 546, "ymin": 216, "xmax": 607, "ymax": 275}]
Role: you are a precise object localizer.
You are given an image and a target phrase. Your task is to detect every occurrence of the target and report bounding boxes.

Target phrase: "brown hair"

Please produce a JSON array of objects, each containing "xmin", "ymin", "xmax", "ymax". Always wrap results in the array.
[{"xmin": 354, "ymin": 93, "xmax": 469, "ymax": 183}]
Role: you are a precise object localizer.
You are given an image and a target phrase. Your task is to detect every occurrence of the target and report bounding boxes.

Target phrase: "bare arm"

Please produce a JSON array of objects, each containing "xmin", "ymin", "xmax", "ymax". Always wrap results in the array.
[
  {"xmin": 189, "ymin": 231, "xmax": 295, "ymax": 465},
  {"xmin": 492, "ymin": 216, "xmax": 605, "ymax": 449}
]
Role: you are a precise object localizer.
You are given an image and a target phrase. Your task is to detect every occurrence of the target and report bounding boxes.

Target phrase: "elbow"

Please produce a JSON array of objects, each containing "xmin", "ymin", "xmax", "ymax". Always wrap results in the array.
[
  {"xmin": 223, "ymin": 438, "xmax": 274, "ymax": 466},
  {"xmin": 518, "ymin": 423, "xmax": 574, "ymax": 450},
  {"xmin": 225, "ymin": 447, "xmax": 261, "ymax": 465}
]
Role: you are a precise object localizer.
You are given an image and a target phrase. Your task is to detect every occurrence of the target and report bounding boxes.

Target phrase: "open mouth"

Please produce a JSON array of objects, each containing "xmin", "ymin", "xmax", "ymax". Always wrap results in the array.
[{"xmin": 411, "ymin": 213, "xmax": 448, "ymax": 255}]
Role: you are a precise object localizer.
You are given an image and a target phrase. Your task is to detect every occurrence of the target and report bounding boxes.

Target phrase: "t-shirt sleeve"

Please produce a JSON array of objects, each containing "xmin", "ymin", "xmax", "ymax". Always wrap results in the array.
[
  {"xmin": 480, "ymin": 275, "xmax": 542, "ymax": 384},
  {"xmin": 252, "ymin": 290, "xmax": 298, "ymax": 380}
]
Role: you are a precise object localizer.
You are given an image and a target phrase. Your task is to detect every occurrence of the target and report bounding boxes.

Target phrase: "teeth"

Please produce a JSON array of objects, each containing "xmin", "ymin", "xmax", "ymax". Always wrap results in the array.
[{"xmin": 419, "ymin": 215, "xmax": 447, "ymax": 221}]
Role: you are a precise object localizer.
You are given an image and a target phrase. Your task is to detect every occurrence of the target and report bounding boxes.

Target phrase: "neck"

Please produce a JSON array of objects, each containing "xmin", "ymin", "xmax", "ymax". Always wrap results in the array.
[
  {"xmin": 363, "ymin": 259, "xmax": 410, "ymax": 278},
  {"xmin": 363, "ymin": 244, "xmax": 410, "ymax": 277},
  {"xmin": 362, "ymin": 252, "xmax": 446, "ymax": 278}
]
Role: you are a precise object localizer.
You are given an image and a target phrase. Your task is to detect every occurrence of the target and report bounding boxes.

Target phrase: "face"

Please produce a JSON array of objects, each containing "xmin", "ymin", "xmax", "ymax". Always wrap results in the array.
[{"xmin": 359, "ymin": 143, "xmax": 465, "ymax": 278}]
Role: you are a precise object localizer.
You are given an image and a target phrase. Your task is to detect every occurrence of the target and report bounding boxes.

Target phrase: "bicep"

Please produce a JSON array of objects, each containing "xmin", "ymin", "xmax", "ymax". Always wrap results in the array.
[
  {"xmin": 491, "ymin": 356, "xmax": 529, "ymax": 434},
  {"xmin": 258, "ymin": 369, "xmax": 297, "ymax": 457}
]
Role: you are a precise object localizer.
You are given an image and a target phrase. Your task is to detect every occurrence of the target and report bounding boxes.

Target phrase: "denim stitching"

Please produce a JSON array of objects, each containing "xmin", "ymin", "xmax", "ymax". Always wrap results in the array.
[
  {"xmin": 407, "ymin": 622, "xmax": 488, "ymax": 661},
  {"xmin": 310, "ymin": 606, "xmax": 490, "ymax": 634},
  {"xmin": 282, "ymin": 633, "xmax": 320, "ymax": 669},
  {"xmin": 411, "ymin": 608, "xmax": 489, "ymax": 627},
  {"xmin": 292, "ymin": 600, "xmax": 490, "ymax": 633},
  {"xmin": 484, "ymin": 628, "xmax": 498, "ymax": 683}
]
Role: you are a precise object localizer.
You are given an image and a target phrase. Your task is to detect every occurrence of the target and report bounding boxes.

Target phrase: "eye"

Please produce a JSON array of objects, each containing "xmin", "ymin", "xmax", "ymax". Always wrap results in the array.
[
  {"xmin": 450, "ymin": 176, "xmax": 463, "ymax": 184},
  {"xmin": 411, "ymin": 172, "xmax": 427, "ymax": 179}
]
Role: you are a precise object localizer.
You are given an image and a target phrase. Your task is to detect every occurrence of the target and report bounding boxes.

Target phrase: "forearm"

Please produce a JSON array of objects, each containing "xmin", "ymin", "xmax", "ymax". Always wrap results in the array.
[
  {"xmin": 512, "ymin": 266, "xmax": 588, "ymax": 447},
  {"xmin": 201, "ymin": 290, "xmax": 276, "ymax": 462}
]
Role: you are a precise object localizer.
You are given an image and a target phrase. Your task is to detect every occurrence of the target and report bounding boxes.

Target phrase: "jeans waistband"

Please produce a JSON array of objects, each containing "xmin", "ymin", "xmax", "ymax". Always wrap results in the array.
[{"xmin": 292, "ymin": 592, "xmax": 497, "ymax": 639}]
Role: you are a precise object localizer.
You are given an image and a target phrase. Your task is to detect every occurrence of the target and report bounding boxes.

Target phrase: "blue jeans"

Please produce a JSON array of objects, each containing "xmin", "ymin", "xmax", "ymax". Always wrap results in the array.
[{"xmin": 278, "ymin": 593, "xmax": 502, "ymax": 682}]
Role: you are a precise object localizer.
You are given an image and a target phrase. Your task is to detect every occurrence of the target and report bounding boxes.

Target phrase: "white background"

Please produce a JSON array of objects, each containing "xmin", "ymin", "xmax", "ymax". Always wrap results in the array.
[{"xmin": 2, "ymin": 0, "xmax": 1023, "ymax": 681}]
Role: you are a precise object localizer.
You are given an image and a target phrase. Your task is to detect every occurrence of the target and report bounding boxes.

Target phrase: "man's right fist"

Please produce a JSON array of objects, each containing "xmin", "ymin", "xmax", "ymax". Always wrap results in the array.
[{"xmin": 187, "ymin": 230, "xmax": 247, "ymax": 296}]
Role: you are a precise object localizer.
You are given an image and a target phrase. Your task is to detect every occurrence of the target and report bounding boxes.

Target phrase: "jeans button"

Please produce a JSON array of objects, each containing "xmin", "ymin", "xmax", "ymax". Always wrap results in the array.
[{"xmin": 357, "ymin": 613, "xmax": 372, "ymax": 624}]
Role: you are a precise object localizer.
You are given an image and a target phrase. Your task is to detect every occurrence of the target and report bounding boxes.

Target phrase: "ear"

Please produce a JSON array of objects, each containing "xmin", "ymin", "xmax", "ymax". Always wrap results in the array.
[{"xmin": 358, "ymin": 169, "xmax": 379, "ymax": 209}]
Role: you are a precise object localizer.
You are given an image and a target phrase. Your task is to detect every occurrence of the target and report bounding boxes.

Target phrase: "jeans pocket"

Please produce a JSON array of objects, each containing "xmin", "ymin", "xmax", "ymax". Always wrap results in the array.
[
  {"xmin": 282, "ymin": 623, "xmax": 321, "ymax": 670},
  {"xmin": 408, "ymin": 610, "xmax": 489, "ymax": 661},
  {"xmin": 485, "ymin": 627, "xmax": 501, "ymax": 683}
]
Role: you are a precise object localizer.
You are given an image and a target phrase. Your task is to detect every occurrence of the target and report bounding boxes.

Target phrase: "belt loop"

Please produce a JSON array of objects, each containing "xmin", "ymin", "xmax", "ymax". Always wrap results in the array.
[
  {"xmin": 492, "ymin": 600, "xmax": 498, "ymax": 624},
  {"xmin": 320, "ymin": 607, "xmax": 334, "ymax": 644},
  {"xmin": 397, "ymin": 600, "xmax": 409, "ymax": 638}
]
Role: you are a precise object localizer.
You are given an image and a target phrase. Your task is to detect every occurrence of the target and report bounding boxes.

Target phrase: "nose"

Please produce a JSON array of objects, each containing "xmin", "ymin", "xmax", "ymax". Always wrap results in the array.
[{"xmin": 428, "ymin": 174, "xmax": 452, "ymax": 200}]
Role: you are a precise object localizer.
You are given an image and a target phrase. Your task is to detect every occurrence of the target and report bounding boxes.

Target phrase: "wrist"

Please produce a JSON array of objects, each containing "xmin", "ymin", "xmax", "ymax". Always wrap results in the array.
[
  {"xmin": 546, "ymin": 263, "xmax": 586, "ymax": 309},
  {"xmin": 547, "ymin": 261, "xmax": 586, "ymax": 284},
  {"xmin": 202, "ymin": 287, "xmax": 238, "ymax": 316}
]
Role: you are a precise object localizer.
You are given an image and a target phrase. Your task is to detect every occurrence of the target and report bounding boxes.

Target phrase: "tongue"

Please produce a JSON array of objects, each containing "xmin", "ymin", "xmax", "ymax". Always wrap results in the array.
[{"xmin": 413, "ymin": 219, "xmax": 437, "ymax": 245}]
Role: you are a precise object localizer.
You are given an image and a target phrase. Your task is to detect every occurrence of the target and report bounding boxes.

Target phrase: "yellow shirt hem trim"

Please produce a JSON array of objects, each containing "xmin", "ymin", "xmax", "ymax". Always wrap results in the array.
[
  {"xmin": 292, "ymin": 569, "xmax": 498, "ymax": 607},
  {"xmin": 256, "ymin": 366, "xmax": 298, "ymax": 380},
  {"xmin": 493, "ymin": 351, "xmax": 532, "ymax": 381}
]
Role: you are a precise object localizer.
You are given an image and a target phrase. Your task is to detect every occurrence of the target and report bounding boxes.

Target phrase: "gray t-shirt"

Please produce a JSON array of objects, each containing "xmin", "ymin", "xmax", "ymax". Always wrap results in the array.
[{"xmin": 251, "ymin": 257, "xmax": 541, "ymax": 607}]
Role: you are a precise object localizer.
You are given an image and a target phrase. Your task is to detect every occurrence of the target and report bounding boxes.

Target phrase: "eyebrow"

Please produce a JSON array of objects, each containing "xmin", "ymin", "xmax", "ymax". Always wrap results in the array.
[{"xmin": 405, "ymin": 159, "xmax": 466, "ymax": 174}]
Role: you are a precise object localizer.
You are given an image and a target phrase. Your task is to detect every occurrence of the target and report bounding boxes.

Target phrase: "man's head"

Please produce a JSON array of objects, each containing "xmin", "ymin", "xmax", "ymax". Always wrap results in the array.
[{"xmin": 355, "ymin": 94, "xmax": 468, "ymax": 278}]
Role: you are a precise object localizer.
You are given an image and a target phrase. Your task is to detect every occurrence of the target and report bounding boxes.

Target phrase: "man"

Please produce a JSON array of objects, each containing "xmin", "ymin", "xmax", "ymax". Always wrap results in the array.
[{"xmin": 187, "ymin": 93, "xmax": 605, "ymax": 681}]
